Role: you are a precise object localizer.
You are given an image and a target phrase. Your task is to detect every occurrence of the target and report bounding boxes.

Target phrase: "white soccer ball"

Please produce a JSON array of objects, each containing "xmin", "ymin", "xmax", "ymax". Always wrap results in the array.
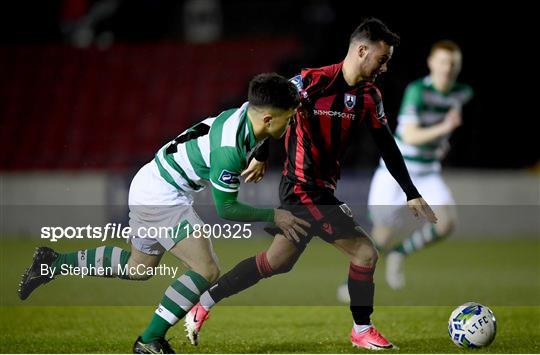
[{"xmin": 448, "ymin": 302, "xmax": 497, "ymax": 348}]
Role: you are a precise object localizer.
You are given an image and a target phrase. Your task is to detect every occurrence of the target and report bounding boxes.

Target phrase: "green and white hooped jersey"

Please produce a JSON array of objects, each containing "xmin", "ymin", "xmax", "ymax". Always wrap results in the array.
[
  {"xmin": 393, "ymin": 76, "xmax": 473, "ymax": 173},
  {"xmin": 154, "ymin": 102, "xmax": 261, "ymax": 193}
]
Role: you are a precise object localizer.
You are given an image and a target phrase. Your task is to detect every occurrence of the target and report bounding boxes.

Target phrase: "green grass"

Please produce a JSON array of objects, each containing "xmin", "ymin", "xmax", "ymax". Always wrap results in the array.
[
  {"xmin": 1, "ymin": 306, "xmax": 538, "ymax": 353},
  {"xmin": 1, "ymin": 237, "xmax": 539, "ymax": 352}
]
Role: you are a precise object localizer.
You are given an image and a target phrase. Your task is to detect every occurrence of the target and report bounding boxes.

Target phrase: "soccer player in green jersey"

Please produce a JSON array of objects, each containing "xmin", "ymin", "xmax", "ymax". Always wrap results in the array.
[
  {"xmin": 337, "ymin": 40, "xmax": 473, "ymax": 296},
  {"xmin": 18, "ymin": 73, "xmax": 309, "ymax": 353}
]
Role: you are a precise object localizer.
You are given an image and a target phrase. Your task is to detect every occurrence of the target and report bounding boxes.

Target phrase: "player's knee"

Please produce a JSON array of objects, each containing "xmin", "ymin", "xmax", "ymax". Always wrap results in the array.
[
  {"xmin": 265, "ymin": 250, "xmax": 300, "ymax": 276},
  {"xmin": 351, "ymin": 244, "xmax": 379, "ymax": 267},
  {"xmin": 193, "ymin": 261, "xmax": 221, "ymax": 284},
  {"xmin": 433, "ymin": 206, "xmax": 458, "ymax": 237},
  {"xmin": 435, "ymin": 219, "xmax": 455, "ymax": 238},
  {"xmin": 272, "ymin": 260, "xmax": 296, "ymax": 275},
  {"xmin": 370, "ymin": 225, "xmax": 394, "ymax": 250},
  {"xmin": 267, "ymin": 256, "xmax": 293, "ymax": 274},
  {"xmin": 125, "ymin": 261, "xmax": 154, "ymax": 280},
  {"xmin": 434, "ymin": 212, "xmax": 456, "ymax": 237}
]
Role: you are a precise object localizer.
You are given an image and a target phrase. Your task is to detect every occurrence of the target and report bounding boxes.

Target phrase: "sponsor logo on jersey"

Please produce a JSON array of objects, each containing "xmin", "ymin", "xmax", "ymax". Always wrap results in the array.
[
  {"xmin": 344, "ymin": 93, "xmax": 356, "ymax": 110},
  {"xmin": 219, "ymin": 170, "xmax": 240, "ymax": 186},
  {"xmin": 313, "ymin": 109, "xmax": 355, "ymax": 120}
]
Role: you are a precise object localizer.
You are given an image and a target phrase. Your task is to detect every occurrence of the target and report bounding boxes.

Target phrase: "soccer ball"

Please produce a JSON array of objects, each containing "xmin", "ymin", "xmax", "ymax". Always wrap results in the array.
[{"xmin": 448, "ymin": 302, "xmax": 496, "ymax": 348}]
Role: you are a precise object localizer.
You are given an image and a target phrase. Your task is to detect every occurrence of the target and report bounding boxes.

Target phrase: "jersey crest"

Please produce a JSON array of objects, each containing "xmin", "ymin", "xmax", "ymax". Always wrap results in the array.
[{"xmin": 344, "ymin": 93, "xmax": 356, "ymax": 110}]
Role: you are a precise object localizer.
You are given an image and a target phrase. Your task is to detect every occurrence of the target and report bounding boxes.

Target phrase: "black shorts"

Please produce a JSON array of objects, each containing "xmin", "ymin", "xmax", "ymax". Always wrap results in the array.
[{"xmin": 265, "ymin": 177, "xmax": 368, "ymax": 248}]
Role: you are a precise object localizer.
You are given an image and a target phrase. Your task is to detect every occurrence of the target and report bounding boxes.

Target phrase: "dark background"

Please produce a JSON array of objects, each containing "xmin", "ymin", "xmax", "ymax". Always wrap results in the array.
[{"xmin": 1, "ymin": 0, "xmax": 537, "ymax": 170}]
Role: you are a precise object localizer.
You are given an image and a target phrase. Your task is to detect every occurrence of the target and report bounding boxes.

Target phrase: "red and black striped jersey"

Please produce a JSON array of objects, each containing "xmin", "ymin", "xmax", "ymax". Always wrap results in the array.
[{"xmin": 283, "ymin": 62, "xmax": 388, "ymax": 190}]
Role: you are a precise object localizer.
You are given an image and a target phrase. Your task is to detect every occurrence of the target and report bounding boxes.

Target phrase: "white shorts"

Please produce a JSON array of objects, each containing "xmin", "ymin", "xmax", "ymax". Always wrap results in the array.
[
  {"xmin": 368, "ymin": 166, "xmax": 454, "ymax": 227},
  {"xmin": 128, "ymin": 161, "xmax": 204, "ymax": 255}
]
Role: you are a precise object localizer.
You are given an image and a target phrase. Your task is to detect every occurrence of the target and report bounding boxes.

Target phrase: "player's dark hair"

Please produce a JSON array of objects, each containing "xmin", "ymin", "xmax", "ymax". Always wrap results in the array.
[
  {"xmin": 350, "ymin": 17, "xmax": 400, "ymax": 46},
  {"xmin": 248, "ymin": 73, "xmax": 300, "ymax": 110}
]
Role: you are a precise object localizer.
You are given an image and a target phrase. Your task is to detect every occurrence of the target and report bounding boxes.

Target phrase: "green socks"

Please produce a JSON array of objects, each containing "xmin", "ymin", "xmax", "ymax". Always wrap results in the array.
[{"xmin": 141, "ymin": 270, "xmax": 210, "ymax": 343}]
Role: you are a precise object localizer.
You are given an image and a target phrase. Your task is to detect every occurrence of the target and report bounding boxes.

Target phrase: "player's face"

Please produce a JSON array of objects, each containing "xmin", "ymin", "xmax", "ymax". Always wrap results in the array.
[
  {"xmin": 268, "ymin": 107, "xmax": 297, "ymax": 139},
  {"xmin": 428, "ymin": 48, "xmax": 462, "ymax": 87},
  {"xmin": 360, "ymin": 41, "xmax": 393, "ymax": 82}
]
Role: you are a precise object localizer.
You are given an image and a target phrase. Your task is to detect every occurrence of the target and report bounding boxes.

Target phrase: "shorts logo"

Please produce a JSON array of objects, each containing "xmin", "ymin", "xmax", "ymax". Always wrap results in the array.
[
  {"xmin": 219, "ymin": 170, "xmax": 240, "ymax": 186},
  {"xmin": 345, "ymin": 94, "xmax": 356, "ymax": 110},
  {"xmin": 322, "ymin": 222, "xmax": 333, "ymax": 235},
  {"xmin": 339, "ymin": 204, "xmax": 353, "ymax": 218}
]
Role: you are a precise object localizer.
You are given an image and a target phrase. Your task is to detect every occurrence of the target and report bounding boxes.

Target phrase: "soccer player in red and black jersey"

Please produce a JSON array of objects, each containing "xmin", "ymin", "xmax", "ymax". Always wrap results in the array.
[{"xmin": 185, "ymin": 18, "xmax": 437, "ymax": 350}]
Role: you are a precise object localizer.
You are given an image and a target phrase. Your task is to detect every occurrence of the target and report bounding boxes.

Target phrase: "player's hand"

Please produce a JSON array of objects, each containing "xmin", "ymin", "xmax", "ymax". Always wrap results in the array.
[
  {"xmin": 241, "ymin": 158, "xmax": 267, "ymax": 183},
  {"xmin": 407, "ymin": 197, "xmax": 438, "ymax": 224},
  {"xmin": 273, "ymin": 209, "xmax": 311, "ymax": 243}
]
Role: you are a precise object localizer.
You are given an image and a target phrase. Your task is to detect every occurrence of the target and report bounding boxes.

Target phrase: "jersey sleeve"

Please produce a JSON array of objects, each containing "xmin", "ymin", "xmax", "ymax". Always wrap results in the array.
[
  {"xmin": 364, "ymin": 86, "xmax": 421, "ymax": 201},
  {"xmin": 209, "ymin": 147, "xmax": 244, "ymax": 193},
  {"xmin": 293, "ymin": 68, "xmax": 334, "ymax": 105},
  {"xmin": 363, "ymin": 85, "xmax": 388, "ymax": 129},
  {"xmin": 211, "ymin": 188, "xmax": 275, "ymax": 222},
  {"xmin": 209, "ymin": 147, "xmax": 275, "ymax": 222},
  {"xmin": 398, "ymin": 82, "xmax": 423, "ymax": 125}
]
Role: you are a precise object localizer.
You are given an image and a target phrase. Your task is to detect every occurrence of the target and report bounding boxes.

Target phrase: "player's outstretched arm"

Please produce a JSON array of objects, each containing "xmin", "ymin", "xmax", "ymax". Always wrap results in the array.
[
  {"xmin": 211, "ymin": 188, "xmax": 310, "ymax": 240},
  {"xmin": 212, "ymin": 188, "xmax": 274, "ymax": 222},
  {"xmin": 370, "ymin": 125, "xmax": 437, "ymax": 223},
  {"xmin": 369, "ymin": 122, "xmax": 420, "ymax": 200}
]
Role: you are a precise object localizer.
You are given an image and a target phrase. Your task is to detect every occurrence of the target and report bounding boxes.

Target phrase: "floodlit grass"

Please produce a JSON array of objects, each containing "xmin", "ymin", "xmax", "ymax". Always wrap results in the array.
[{"xmin": 1, "ymin": 237, "xmax": 538, "ymax": 352}]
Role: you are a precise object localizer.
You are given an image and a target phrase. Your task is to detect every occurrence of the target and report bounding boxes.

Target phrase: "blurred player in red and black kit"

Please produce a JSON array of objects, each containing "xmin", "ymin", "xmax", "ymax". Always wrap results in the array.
[{"xmin": 186, "ymin": 18, "xmax": 437, "ymax": 350}]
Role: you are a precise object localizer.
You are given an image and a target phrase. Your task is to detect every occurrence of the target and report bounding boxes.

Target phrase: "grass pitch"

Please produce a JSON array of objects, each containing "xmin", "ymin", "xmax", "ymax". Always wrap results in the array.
[
  {"xmin": 1, "ymin": 306, "xmax": 538, "ymax": 353},
  {"xmin": 1, "ymin": 237, "xmax": 539, "ymax": 353}
]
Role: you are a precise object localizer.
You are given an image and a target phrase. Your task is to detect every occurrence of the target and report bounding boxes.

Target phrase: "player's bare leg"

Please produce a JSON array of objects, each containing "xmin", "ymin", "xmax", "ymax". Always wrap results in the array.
[
  {"xmin": 167, "ymin": 234, "xmax": 220, "ymax": 283},
  {"xmin": 337, "ymin": 224, "xmax": 394, "ymax": 303},
  {"xmin": 185, "ymin": 234, "xmax": 304, "ymax": 345},
  {"xmin": 126, "ymin": 245, "xmax": 162, "ymax": 279},
  {"xmin": 332, "ymin": 233, "xmax": 394, "ymax": 350},
  {"xmin": 265, "ymin": 234, "xmax": 304, "ymax": 271}
]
